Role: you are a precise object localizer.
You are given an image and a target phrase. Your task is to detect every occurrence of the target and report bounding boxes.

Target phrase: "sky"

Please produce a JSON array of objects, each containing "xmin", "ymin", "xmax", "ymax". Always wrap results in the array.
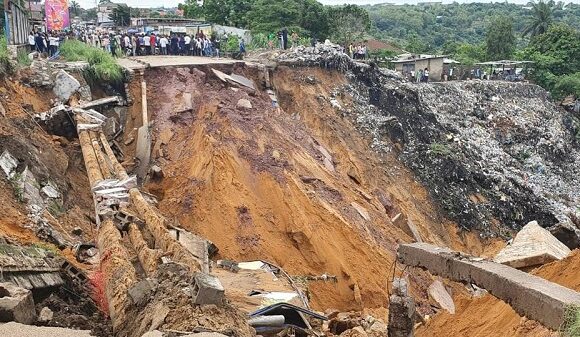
[{"xmin": 77, "ymin": 0, "xmax": 579, "ymax": 10}]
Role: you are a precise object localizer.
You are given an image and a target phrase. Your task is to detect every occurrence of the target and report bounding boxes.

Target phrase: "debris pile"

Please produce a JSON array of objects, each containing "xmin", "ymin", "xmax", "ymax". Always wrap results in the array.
[{"xmin": 340, "ymin": 66, "xmax": 580, "ymax": 245}]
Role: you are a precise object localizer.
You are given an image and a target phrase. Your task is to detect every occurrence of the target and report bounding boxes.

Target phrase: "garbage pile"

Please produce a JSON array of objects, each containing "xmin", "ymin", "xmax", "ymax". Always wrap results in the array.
[
  {"xmin": 337, "ymin": 66, "xmax": 580, "ymax": 246},
  {"xmin": 275, "ymin": 43, "xmax": 356, "ymax": 71}
]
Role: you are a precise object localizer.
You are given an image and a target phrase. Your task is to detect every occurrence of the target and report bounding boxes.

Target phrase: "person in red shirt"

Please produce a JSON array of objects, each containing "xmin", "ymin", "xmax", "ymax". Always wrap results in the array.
[{"xmin": 149, "ymin": 34, "xmax": 156, "ymax": 55}]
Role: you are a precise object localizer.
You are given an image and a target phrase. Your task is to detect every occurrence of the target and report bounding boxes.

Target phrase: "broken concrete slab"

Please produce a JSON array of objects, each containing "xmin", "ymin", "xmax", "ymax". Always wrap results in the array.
[
  {"xmin": 78, "ymin": 96, "xmax": 121, "ymax": 110},
  {"xmin": 52, "ymin": 70, "xmax": 81, "ymax": 102},
  {"xmin": 0, "ymin": 282, "xmax": 37, "ymax": 324},
  {"xmin": 398, "ymin": 242, "xmax": 580, "ymax": 330},
  {"xmin": 0, "ymin": 322, "xmax": 93, "ymax": 336},
  {"xmin": 41, "ymin": 182, "xmax": 61, "ymax": 199},
  {"xmin": 494, "ymin": 221, "xmax": 571, "ymax": 269},
  {"xmin": 427, "ymin": 280, "xmax": 455, "ymax": 314},
  {"xmin": 191, "ymin": 272, "xmax": 225, "ymax": 306}
]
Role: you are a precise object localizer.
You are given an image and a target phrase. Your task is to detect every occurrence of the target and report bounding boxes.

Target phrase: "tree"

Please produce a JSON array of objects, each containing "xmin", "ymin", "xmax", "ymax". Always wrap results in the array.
[
  {"xmin": 522, "ymin": 0, "xmax": 555, "ymax": 37},
  {"xmin": 178, "ymin": 0, "xmax": 203, "ymax": 19},
  {"xmin": 523, "ymin": 24, "xmax": 580, "ymax": 98},
  {"xmin": 485, "ymin": 16, "xmax": 515, "ymax": 60},
  {"xmin": 405, "ymin": 33, "xmax": 427, "ymax": 53},
  {"xmin": 110, "ymin": 4, "xmax": 131, "ymax": 27},
  {"xmin": 202, "ymin": 0, "xmax": 253, "ymax": 27},
  {"xmin": 69, "ymin": 1, "xmax": 80, "ymax": 17},
  {"xmin": 327, "ymin": 5, "xmax": 370, "ymax": 45},
  {"xmin": 82, "ymin": 8, "xmax": 98, "ymax": 21}
]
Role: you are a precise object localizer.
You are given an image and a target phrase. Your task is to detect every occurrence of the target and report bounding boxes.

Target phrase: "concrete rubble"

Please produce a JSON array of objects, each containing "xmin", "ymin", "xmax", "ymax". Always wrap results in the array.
[
  {"xmin": 427, "ymin": 280, "xmax": 455, "ymax": 314},
  {"xmin": 388, "ymin": 278, "xmax": 415, "ymax": 337},
  {"xmin": 494, "ymin": 220, "xmax": 571, "ymax": 269},
  {"xmin": 52, "ymin": 70, "xmax": 81, "ymax": 103},
  {"xmin": 398, "ymin": 242, "xmax": 580, "ymax": 330},
  {"xmin": 0, "ymin": 282, "xmax": 37, "ymax": 324}
]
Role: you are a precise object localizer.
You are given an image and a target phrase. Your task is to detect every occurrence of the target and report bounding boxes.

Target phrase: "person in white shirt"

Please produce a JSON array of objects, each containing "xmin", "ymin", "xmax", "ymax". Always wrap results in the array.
[
  {"xmin": 159, "ymin": 36, "xmax": 168, "ymax": 55},
  {"xmin": 143, "ymin": 35, "xmax": 151, "ymax": 55},
  {"xmin": 28, "ymin": 32, "xmax": 35, "ymax": 52},
  {"xmin": 48, "ymin": 34, "xmax": 59, "ymax": 57},
  {"xmin": 184, "ymin": 35, "xmax": 191, "ymax": 55}
]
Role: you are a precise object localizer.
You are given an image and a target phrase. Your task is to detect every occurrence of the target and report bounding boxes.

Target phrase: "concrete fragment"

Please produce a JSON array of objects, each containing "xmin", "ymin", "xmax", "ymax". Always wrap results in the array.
[
  {"xmin": 398, "ymin": 242, "xmax": 580, "ymax": 330},
  {"xmin": 38, "ymin": 306, "xmax": 53, "ymax": 322},
  {"xmin": 0, "ymin": 150, "xmax": 18, "ymax": 178},
  {"xmin": 494, "ymin": 221, "xmax": 571, "ymax": 269},
  {"xmin": 427, "ymin": 280, "xmax": 455, "ymax": 314},
  {"xmin": 41, "ymin": 182, "xmax": 60, "ymax": 199},
  {"xmin": 150, "ymin": 165, "xmax": 164, "ymax": 179},
  {"xmin": 237, "ymin": 98, "xmax": 253, "ymax": 110},
  {"xmin": 0, "ymin": 322, "xmax": 93, "ymax": 336},
  {"xmin": 0, "ymin": 282, "xmax": 37, "ymax": 324},
  {"xmin": 323, "ymin": 157, "xmax": 335, "ymax": 172},
  {"xmin": 52, "ymin": 70, "xmax": 81, "ymax": 102},
  {"xmin": 351, "ymin": 202, "xmax": 370, "ymax": 221},
  {"xmin": 388, "ymin": 278, "xmax": 415, "ymax": 337},
  {"xmin": 191, "ymin": 272, "xmax": 224, "ymax": 306}
]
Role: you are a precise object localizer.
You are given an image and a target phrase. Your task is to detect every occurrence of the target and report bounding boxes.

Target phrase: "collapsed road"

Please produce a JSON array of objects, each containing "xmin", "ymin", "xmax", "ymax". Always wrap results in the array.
[{"xmin": 0, "ymin": 44, "xmax": 578, "ymax": 337}]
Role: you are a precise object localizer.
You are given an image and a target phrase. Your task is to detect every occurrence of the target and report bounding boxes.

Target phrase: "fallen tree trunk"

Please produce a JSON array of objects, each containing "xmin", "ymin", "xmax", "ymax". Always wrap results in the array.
[{"xmin": 127, "ymin": 222, "xmax": 162, "ymax": 277}]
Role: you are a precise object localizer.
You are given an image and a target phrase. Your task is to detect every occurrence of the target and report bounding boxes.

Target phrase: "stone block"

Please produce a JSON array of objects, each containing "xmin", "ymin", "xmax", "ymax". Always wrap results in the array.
[
  {"xmin": 128, "ymin": 278, "xmax": 156, "ymax": 307},
  {"xmin": 494, "ymin": 221, "xmax": 571, "ymax": 269},
  {"xmin": 0, "ymin": 282, "xmax": 37, "ymax": 324},
  {"xmin": 397, "ymin": 242, "xmax": 580, "ymax": 330},
  {"xmin": 38, "ymin": 307, "xmax": 53, "ymax": 322},
  {"xmin": 52, "ymin": 70, "xmax": 81, "ymax": 102},
  {"xmin": 191, "ymin": 272, "xmax": 224, "ymax": 306},
  {"xmin": 427, "ymin": 280, "xmax": 455, "ymax": 314}
]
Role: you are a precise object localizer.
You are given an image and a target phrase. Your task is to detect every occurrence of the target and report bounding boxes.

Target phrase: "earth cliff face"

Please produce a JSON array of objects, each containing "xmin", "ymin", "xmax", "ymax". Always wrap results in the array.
[{"xmin": 341, "ymin": 64, "xmax": 580, "ymax": 245}]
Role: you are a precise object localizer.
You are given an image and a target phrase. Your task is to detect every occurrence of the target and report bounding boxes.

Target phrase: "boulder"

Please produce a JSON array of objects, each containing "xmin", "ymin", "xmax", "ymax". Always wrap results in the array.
[
  {"xmin": 128, "ymin": 278, "xmax": 157, "ymax": 307},
  {"xmin": 52, "ymin": 70, "xmax": 81, "ymax": 102},
  {"xmin": 427, "ymin": 280, "xmax": 455, "ymax": 314},
  {"xmin": 0, "ymin": 282, "xmax": 37, "ymax": 324},
  {"xmin": 494, "ymin": 221, "xmax": 571, "ymax": 269},
  {"xmin": 236, "ymin": 98, "xmax": 252, "ymax": 110},
  {"xmin": 38, "ymin": 307, "xmax": 53, "ymax": 323}
]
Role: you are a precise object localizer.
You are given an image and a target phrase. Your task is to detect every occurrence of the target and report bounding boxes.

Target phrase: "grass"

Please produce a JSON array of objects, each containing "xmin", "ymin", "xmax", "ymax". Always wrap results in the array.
[
  {"xmin": 429, "ymin": 142, "xmax": 452, "ymax": 156},
  {"xmin": 0, "ymin": 36, "xmax": 13, "ymax": 76},
  {"xmin": 561, "ymin": 305, "xmax": 580, "ymax": 337},
  {"xmin": 59, "ymin": 40, "xmax": 124, "ymax": 84},
  {"xmin": 9, "ymin": 173, "xmax": 24, "ymax": 203},
  {"xmin": 47, "ymin": 200, "xmax": 65, "ymax": 216},
  {"xmin": 16, "ymin": 49, "xmax": 31, "ymax": 67}
]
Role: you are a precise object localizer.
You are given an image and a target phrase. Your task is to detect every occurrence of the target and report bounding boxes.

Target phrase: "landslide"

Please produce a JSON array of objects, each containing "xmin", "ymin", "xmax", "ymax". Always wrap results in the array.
[{"xmin": 142, "ymin": 64, "xmax": 501, "ymax": 312}]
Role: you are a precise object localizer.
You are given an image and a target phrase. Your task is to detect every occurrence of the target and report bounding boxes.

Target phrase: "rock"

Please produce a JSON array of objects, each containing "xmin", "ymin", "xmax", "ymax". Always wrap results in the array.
[
  {"xmin": 325, "ymin": 308, "xmax": 340, "ymax": 319},
  {"xmin": 427, "ymin": 280, "xmax": 455, "ymax": 314},
  {"xmin": 340, "ymin": 326, "xmax": 368, "ymax": 337},
  {"xmin": 149, "ymin": 303, "xmax": 169, "ymax": 331},
  {"xmin": 0, "ymin": 150, "xmax": 18, "ymax": 178},
  {"xmin": 351, "ymin": 202, "xmax": 370, "ymax": 221},
  {"xmin": 494, "ymin": 221, "xmax": 571, "ymax": 269},
  {"xmin": 329, "ymin": 312, "xmax": 364, "ymax": 335},
  {"xmin": 128, "ymin": 278, "xmax": 157, "ymax": 307},
  {"xmin": 191, "ymin": 272, "xmax": 224, "ymax": 306},
  {"xmin": 237, "ymin": 98, "xmax": 252, "ymax": 110},
  {"xmin": 323, "ymin": 157, "xmax": 335, "ymax": 172},
  {"xmin": 368, "ymin": 320, "xmax": 388, "ymax": 333},
  {"xmin": 272, "ymin": 150, "xmax": 281, "ymax": 160},
  {"xmin": 0, "ymin": 282, "xmax": 37, "ymax": 324},
  {"xmin": 124, "ymin": 137, "xmax": 135, "ymax": 146},
  {"xmin": 52, "ymin": 70, "xmax": 81, "ymax": 102},
  {"xmin": 549, "ymin": 220, "xmax": 580, "ymax": 250},
  {"xmin": 40, "ymin": 183, "xmax": 60, "ymax": 199},
  {"xmin": 38, "ymin": 307, "xmax": 53, "ymax": 323},
  {"xmin": 72, "ymin": 227, "xmax": 83, "ymax": 236},
  {"xmin": 150, "ymin": 165, "xmax": 164, "ymax": 179}
]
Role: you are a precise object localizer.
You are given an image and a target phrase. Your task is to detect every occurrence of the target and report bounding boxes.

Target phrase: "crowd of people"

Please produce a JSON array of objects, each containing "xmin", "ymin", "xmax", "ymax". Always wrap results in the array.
[
  {"xmin": 348, "ymin": 43, "xmax": 369, "ymax": 60},
  {"xmin": 28, "ymin": 31, "xmax": 68, "ymax": 57},
  {"xmin": 77, "ymin": 31, "xmax": 226, "ymax": 57}
]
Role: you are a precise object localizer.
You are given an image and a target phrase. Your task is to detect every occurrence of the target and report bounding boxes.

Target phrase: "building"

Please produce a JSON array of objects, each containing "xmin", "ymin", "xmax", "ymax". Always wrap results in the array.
[
  {"xmin": 97, "ymin": 0, "xmax": 120, "ymax": 27},
  {"xmin": 391, "ymin": 54, "xmax": 447, "ymax": 81}
]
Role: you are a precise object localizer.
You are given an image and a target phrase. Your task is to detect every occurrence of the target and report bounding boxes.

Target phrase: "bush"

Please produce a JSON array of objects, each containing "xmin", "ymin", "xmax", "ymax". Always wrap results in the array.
[
  {"xmin": 553, "ymin": 72, "xmax": 580, "ymax": 100},
  {"xmin": 60, "ymin": 40, "xmax": 124, "ymax": 84},
  {"xmin": 16, "ymin": 49, "xmax": 31, "ymax": 67},
  {"xmin": 0, "ymin": 36, "xmax": 13, "ymax": 75}
]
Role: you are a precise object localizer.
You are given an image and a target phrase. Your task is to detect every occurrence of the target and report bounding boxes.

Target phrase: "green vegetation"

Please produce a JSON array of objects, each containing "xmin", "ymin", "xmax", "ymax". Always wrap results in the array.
[
  {"xmin": 522, "ymin": 24, "xmax": 580, "ymax": 99},
  {"xmin": 561, "ymin": 305, "xmax": 580, "ymax": 337},
  {"xmin": 9, "ymin": 173, "xmax": 24, "ymax": 203},
  {"xmin": 366, "ymin": 1, "xmax": 580, "ymax": 52},
  {"xmin": 179, "ymin": 0, "xmax": 370, "ymax": 42},
  {"xmin": 0, "ymin": 36, "xmax": 12, "ymax": 76},
  {"xmin": 60, "ymin": 40, "xmax": 124, "ymax": 84},
  {"xmin": 110, "ymin": 4, "xmax": 131, "ymax": 26},
  {"xmin": 16, "ymin": 49, "xmax": 31, "ymax": 67},
  {"xmin": 523, "ymin": 0, "xmax": 555, "ymax": 37},
  {"xmin": 429, "ymin": 143, "xmax": 452, "ymax": 157},
  {"xmin": 485, "ymin": 16, "xmax": 516, "ymax": 61}
]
